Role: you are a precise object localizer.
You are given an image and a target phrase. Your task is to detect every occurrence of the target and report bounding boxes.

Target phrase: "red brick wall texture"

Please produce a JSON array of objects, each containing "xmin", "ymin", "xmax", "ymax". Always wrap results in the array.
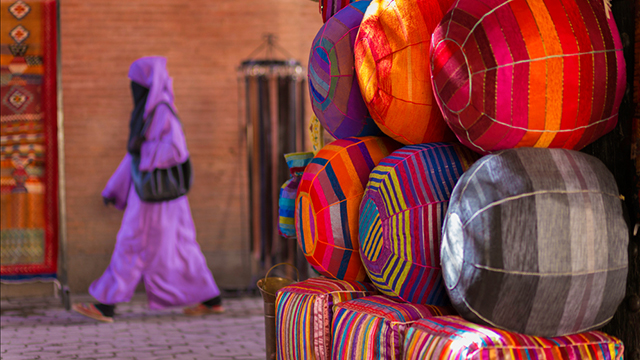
[{"xmin": 60, "ymin": 0, "xmax": 322, "ymax": 292}]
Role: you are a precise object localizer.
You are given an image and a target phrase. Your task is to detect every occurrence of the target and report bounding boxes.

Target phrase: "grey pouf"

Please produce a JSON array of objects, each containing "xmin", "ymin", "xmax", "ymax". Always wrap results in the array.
[{"xmin": 441, "ymin": 148, "xmax": 628, "ymax": 337}]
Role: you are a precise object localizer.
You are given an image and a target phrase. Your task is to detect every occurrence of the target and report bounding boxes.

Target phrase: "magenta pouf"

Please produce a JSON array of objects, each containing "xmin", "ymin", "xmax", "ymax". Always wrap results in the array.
[{"xmin": 430, "ymin": 0, "xmax": 626, "ymax": 154}]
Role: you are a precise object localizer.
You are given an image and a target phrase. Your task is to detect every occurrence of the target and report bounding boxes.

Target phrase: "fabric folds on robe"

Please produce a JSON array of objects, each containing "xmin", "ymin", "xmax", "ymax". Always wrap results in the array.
[
  {"xmin": 89, "ymin": 56, "xmax": 219, "ymax": 309},
  {"xmin": 101, "ymin": 154, "xmax": 131, "ymax": 211}
]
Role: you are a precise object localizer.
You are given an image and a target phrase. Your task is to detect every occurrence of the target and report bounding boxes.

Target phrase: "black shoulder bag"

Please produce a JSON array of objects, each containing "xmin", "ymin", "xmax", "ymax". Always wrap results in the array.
[{"xmin": 129, "ymin": 103, "xmax": 193, "ymax": 202}]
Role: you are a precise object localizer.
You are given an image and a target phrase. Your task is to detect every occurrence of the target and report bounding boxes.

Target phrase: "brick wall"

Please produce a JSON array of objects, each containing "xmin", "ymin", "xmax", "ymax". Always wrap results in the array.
[{"xmin": 60, "ymin": 0, "xmax": 322, "ymax": 293}]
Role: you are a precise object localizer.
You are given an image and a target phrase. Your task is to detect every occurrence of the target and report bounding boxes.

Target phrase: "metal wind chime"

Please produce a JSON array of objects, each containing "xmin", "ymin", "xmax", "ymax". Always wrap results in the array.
[{"xmin": 237, "ymin": 34, "xmax": 307, "ymax": 278}]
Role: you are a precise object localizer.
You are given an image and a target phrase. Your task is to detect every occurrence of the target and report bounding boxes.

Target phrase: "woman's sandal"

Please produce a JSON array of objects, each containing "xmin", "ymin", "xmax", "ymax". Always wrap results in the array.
[
  {"xmin": 183, "ymin": 303, "xmax": 225, "ymax": 316},
  {"xmin": 71, "ymin": 303, "xmax": 114, "ymax": 323}
]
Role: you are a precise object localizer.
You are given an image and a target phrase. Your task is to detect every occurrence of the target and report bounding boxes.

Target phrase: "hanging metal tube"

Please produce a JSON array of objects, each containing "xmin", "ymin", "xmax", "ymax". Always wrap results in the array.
[{"xmin": 238, "ymin": 59, "xmax": 306, "ymax": 276}]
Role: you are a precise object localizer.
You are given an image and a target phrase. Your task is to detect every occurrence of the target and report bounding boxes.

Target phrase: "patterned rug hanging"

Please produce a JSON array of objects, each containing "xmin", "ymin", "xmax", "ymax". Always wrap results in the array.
[{"xmin": 0, "ymin": 0, "xmax": 59, "ymax": 281}]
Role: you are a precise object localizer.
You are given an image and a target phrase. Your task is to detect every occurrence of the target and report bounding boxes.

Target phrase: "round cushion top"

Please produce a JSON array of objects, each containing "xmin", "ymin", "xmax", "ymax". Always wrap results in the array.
[
  {"xmin": 430, "ymin": 0, "xmax": 626, "ymax": 154},
  {"xmin": 354, "ymin": 0, "xmax": 456, "ymax": 145},
  {"xmin": 309, "ymin": 1, "xmax": 382, "ymax": 139}
]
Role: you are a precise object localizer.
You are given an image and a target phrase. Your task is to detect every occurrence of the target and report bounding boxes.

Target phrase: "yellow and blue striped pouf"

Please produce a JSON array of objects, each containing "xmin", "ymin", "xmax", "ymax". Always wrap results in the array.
[{"xmin": 359, "ymin": 143, "xmax": 478, "ymax": 305}]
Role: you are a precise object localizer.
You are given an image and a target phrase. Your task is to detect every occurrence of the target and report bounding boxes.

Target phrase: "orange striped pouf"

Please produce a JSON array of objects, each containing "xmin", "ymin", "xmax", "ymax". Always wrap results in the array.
[
  {"xmin": 354, "ymin": 0, "xmax": 457, "ymax": 146},
  {"xmin": 295, "ymin": 137, "xmax": 401, "ymax": 281},
  {"xmin": 430, "ymin": 0, "xmax": 626, "ymax": 155}
]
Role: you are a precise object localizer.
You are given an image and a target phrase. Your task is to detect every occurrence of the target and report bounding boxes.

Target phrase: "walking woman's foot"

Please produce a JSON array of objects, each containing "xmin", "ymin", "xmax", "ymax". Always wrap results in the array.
[
  {"xmin": 183, "ymin": 303, "xmax": 225, "ymax": 316},
  {"xmin": 72, "ymin": 303, "xmax": 114, "ymax": 323}
]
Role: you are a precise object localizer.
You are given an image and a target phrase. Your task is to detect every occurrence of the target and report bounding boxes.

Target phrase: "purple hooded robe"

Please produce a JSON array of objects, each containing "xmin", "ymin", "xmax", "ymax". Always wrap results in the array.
[{"xmin": 89, "ymin": 57, "xmax": 220, "ymax": 309}]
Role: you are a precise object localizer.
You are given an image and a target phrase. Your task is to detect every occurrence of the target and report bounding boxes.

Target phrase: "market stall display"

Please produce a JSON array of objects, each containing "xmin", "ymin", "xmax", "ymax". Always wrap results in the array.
[{"xmin": 282, "ymin": 0, "xmax": 630, "ymax": 357}]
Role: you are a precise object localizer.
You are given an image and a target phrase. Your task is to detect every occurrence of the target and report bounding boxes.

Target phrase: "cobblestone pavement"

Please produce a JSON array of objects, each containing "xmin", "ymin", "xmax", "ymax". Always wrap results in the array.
[{"xmin": 1, "ymin": 293, "xmax": 267, "ymax": 360}]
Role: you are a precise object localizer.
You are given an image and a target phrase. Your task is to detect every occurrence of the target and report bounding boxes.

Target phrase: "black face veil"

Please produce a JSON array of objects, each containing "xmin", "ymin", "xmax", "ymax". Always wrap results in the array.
[{"xmin": 127, "ymin": 81, "xmax": 150, "ymax": 155}]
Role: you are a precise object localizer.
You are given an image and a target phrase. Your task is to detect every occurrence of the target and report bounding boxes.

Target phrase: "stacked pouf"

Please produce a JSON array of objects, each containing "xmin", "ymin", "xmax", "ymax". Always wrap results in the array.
[
  {"xmin": 331, "ymin": 295, "xmax": 454, "ymax": 360},
  {"xmin": 275, "ymin": 277, "xmax": 378, "ymax": 360},
  {"xmin": 295, "ymin": 136, "xmax": 401, "ymax": 281},
  {"xmin": 309, "ymin": 1, "xmax": 380, "ymax": 139},
  {"xmin": 354, "ymin": 0, "xmax": 457, "ymax": 145},
  {"xmin": 430, "ymin": 0, "xmax": 625, "ymax": 154},
  {"xmin": 441, "ymin": 148, "xmax": 628, "ymax": 337},
  {"xmin": 359, "ymin": 143, "xmax": 478, "ymax": 306},
  {"xmin": 403, "ymin": 316, "xmax": 624, "ymax": 360},
  {"xmin": 275, "ymin": 0, "xmax": 630, "ymax": 357}
]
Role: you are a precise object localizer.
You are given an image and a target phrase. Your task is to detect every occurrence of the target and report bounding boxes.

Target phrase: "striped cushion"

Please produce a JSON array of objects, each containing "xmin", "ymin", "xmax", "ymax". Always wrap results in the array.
[
  {"xmin": 442, "ymin": 148, "xmax": 629, "ymax": 337},
  {"xmin": 332, "ymin": 295, "xmax": 455, "ymax": 360},
  {"xmin": 404, "ymin": 316, "xmax": 624, "ymax": 360},
  {"xmin": 309, "ymin": 1, "xmax": 381, "ymax": 140},
  {"xmin": 279, "ymin": 152, "xmax": 315, "ymax": 238},
  {"xmin": 359, "ymin": 143, "xmax": 478, "ymax": 305},
  {"xmin": 354, "ymin": 0, "xmax": 456, "ymax": 145},
  {"xmin": 430, "ymin": 0, "xmax": 626, "ymax": 155},
  {"xmin": 275, "ymin": 277, "xmax": 378, "ymax": 360},
  {"xmin": 296, "ymin": 137, "xmax": 401, "ymax": 281}
]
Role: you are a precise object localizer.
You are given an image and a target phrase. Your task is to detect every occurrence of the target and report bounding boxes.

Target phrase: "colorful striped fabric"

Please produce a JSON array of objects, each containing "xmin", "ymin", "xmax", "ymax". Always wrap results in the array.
[
  {"xmin": 359, "ymin": 143, "xmax": 478, "ymax": 305},
  {"xmin": 332, "ymin": 295, "xmax": 455, "ymax": 360},
  {"xmin": 275, "ymin": 277, "xmax": 378, "ymax": 360},
  {"xmin": 441, "ymin": 148, "xmax": 628, "ymax": 337},
  {"xmin": 354, "ymin": 0, "xmax": 456, "ymax": 145},
  {"xmin": 279, "ymin": 152, "xmax": 315, "ymax": 238},
  {"xmin": 430, "ymin": 0, "xmax": 626, "ymax": 155},
  {"xmin": 309, "ymin": 1, "xmax": 381, "ymax": 140},
  {"xmin": 403, "ymin": 316, "xmax": 624, "ymax": 360},
  {"xmin": 296, "ymin": 137, "xmax": 401, "ymax": 281}
]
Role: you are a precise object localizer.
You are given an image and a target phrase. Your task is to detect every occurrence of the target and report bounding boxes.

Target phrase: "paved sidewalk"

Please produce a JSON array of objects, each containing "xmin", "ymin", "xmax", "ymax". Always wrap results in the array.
[{"xmin": 1, "ymin": 293, "xmax": 267, "ymax": 360}]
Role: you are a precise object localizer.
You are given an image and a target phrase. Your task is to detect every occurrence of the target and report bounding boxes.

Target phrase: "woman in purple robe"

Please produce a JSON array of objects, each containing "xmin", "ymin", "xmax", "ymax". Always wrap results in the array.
[{"xmin": 72, "ymin": 57, "xmax": 222, "ymax": 322}]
